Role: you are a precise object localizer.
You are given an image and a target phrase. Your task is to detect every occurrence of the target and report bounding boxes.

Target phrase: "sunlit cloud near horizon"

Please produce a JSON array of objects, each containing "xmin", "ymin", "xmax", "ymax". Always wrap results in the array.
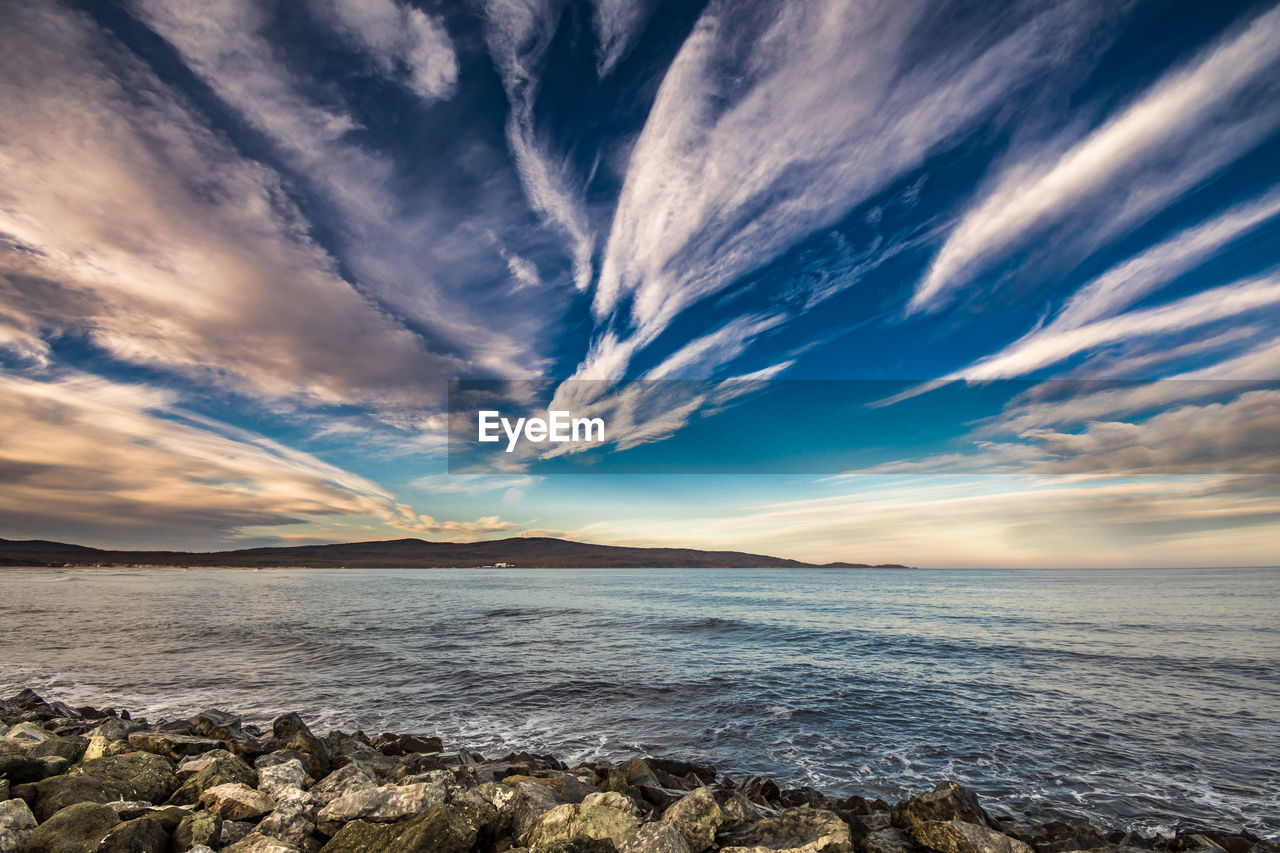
[{"xmin": 1, "ymin": 0, "xmax": 1278, "ymax": 566}]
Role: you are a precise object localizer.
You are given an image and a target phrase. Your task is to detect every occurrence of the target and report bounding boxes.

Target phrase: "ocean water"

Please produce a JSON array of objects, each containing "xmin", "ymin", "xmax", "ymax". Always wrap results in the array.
[{"xmin": 1, "ymin": 566, "xmax": 1277, "ymax": 836}]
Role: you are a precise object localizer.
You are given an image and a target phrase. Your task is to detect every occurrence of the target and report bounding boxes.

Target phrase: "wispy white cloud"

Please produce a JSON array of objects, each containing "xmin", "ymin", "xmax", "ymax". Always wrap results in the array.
[
  {"xmin": 480, "ymin": 0, "xmax": 595, "ymax": 291},
  {"xmin": 955, "ymin": 273, "xmax": 1280, "ymax": 381},
  {"xmin": 560, "ymin": 474, "xmax": 1280, "ymax": 568},
  {"xmin": 132, "ymin": 0, "xmax": 552, "ymax": 378},
  {"xmin": 589, "ymin": 0, "xmax": 653, "ymax": 76},
  {"xmin": 316, "ymin": 0, "xmax": 459, "ymax": 101},
  {"xmin": 0, "ymin": 371, "xmax": 513, "ymax": 546},
  {"xmin": 911, "ymin": 3, "xmax": 1280, "ymax": 312},
  {"xmin": 0, "ymin": 3, "xmax": 454, "ymax": 406},
  {"xmin": 583, "ymin": 0, "xmax": 1102, "ymax": 379}
]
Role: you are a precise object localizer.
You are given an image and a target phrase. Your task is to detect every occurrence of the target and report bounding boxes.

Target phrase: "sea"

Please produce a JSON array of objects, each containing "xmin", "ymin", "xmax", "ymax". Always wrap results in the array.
[{"xmin": 1, "ymin": 566, "xmax": 1277, "ymax": 836}]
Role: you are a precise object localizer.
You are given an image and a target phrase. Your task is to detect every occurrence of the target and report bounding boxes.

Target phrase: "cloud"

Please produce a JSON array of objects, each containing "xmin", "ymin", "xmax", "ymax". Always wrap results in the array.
[
  {"xmin": 589, "ymin": 0, "xmax": 653, "ymax": 76},
  {"xmin": 882, "ymin": 263, "xmax": 1280, "ymax": 409},
  {"xmin": 0, "ymin": 3, "xmax": 456, "ymax": 407},
  {"xmin": 955, "ymin": 273, "xmax": 1280, "ymax": 380},
  {"xmin": 316, "ymin": 0, "xmax": 459, "ymax": 101},
  {"xmin": 131, "ymin": 0, "xmax": 553, "ymax": 379},
  {"xmin": 559, "ymin": 474, "xmax": 1280, "ymax": 568},
  {"xmin": 0, "ymin": 371, "xmax": 513, "ymax": 547},
  {"xmin": 480, "ymin": 0, "xmax": 595, "ymax": 291},
  {"xmin": 582, "ymin": 0, "xmax": 1103, "ymax": 380},
  {"xmin": 910, "ymin": 3, "xmax": 1280, "ymax": 312}
]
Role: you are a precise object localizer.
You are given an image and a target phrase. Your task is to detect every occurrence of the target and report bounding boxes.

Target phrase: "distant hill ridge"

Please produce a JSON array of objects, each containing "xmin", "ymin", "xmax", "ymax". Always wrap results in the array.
[{"xmin": 0, "ymin": 536, "xmax": 908, "ymax": 569}]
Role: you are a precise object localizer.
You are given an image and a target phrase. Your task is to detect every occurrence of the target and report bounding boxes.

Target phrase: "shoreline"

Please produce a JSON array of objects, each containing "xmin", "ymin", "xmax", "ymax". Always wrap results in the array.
[{"xmin": 1, "ymin": 689, "xmax": 1274, "ymax": 853}]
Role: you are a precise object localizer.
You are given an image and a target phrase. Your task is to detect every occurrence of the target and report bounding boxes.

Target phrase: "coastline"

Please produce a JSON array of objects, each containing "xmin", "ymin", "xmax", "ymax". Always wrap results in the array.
[{"xmin": 1, "ymin": 689, "xmax": 1273, "ymax": 853}]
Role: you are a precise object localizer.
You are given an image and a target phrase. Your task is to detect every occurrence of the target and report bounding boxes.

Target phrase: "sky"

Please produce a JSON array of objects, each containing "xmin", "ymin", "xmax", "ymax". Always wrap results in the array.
[{"xmin": 1, "ymin": 0, "xmax": 1278, "ymax": 567}]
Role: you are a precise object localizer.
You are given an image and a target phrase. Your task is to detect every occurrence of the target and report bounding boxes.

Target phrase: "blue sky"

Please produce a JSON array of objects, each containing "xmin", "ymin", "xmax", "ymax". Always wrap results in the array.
[{"xmin": 1, "ymin": 0, "xmax": 1278, "ymax": 566}]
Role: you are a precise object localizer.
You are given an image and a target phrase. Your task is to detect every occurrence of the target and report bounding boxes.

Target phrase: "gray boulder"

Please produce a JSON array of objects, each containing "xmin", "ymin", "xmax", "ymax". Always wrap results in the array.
[
  {"xmin": 258, "ymin": 758, "xmax": 309, "ymax": 797},
  {"xmin": 168, "ymin": 753, "xmax": 257, "ymax": 805},
  {"xmin": 910, "ymin": 820, "xmax": 1034, "ymax": 853},
  {"xmin": 316, "ymin": 780, "xmax": 448, "ymax": 834},
  {"xmin": 200, "ymin": 782, "xmax": 276, "ymax": 821},
  {"xmin": 660, "ymin": 788, "xmax": 725, "ymax": 853},
  {"xmin": 128, "ymin": 731, "xmax": 224, "ymax": 760},
  {"xmin": 96, "ymin": 816, "xmax": 170, "ymax": 853},
  {"xmin": 75, "ymin": 752, "xmax": 179, "ymax": 803},
  {"xmin": 623, "ymin": 822, "xmax": 693, "ymax": 853},
  {"xmin": 23, "ymin": 801, "xmax": 120, "ymax": 853},
  {"xmin": 174, "ymin": 810, "xmax": 224, "ymax": 851},
  {"xmin": 509, "ymin": 780, "xmax": 563, "ymax": 841},
  {"xmin": 309, "ymin": 763, "xmax": 378, "ymax": 806},
  {"xmin": 255, "ymin": 788, "xmax": 319, "ymax": 846},
  {"xmin": 525, "ymin": 802, "xmax": 640, "ymax": 851},
  {"xmin": 0, "ymin": 798, "xmax": 38, "ymax": 853},
  {"xmin": 892, "ymin": 783, "xmax": 994, "ymax": 834},
  {"xmin": 720, "ymin": 807, "xmax": 853, "ymax": 853}
]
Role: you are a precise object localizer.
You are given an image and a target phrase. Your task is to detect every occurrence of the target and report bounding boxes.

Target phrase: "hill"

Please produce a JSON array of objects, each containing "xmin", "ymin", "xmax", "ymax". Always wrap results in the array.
[{"xmin": 0, "ymin": 536, "xmax": 908, "ymax": 569}]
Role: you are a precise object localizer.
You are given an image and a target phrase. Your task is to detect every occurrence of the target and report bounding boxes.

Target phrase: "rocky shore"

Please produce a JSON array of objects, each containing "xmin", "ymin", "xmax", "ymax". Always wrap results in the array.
[{"xmin": 0, "ymin": 689, "xmax": 1270, "ymax": 853}]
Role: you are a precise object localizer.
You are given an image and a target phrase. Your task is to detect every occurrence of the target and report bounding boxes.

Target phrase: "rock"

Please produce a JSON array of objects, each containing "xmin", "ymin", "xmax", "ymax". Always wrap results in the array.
[
  {"xmin": 720, "ymin": 808, "xmax": 853, "ymax": 853},
  {"xmin": 309, "ymin": 763, "xmax": 379, "ymax": 806},
  {"xmin": 257, "ymin": 749, "xmax": 314, "ymax": 778},
  {"xmin": 908, "ymin": 820, "xmax": 1033, "ymax": 853},
  {"xmin": 96, "ymin": 816, "xmax": 170, "ymax": 853},
  {"xmin": 188, "ymin": 847, "xmax": 216, "ymax": 853},
  {"xmin": 538, "ymin": 842, "xmax": 620, "ymax": 853},
  {"xmin": 168, "ymin": 753, "xmax": 257, "ymax": 805},
  {"xmin": 30, "ymin": 735, "xmax": 87, "ymax": 763},
  {"xmin": 189, "ymin": 709, "xmax": 248, "ymax": 742},
  {"xmin": 81, "ymin": 736, "xmax": 130, "ymax": 762},
  {"xmin": 102, "ymin": 799, "xmax": 154, "ymax": 819},
  {"xmin": 0, "ymin": 798, "xmax": 38, "ymax": 853},
  {"xmin": 864, "ymin": 827, "xmax": 919, "ymax": 853},
  {"xmin": 256, "ymin": 788, "xmax": 319, "ymax": 846},
  {"xmin": 75, "ymin": 752, "xmax": 179, "ymax": 803},
  {"xmin": 23, "ymin": 801, "xmax": 120, "ymax": 853},
  {"xmin": 143, "ymin": 804, "xmax": 191, "ymax": 831},
  {"xmin": 259, "ymin": 759, "xmax": 310, "ymax": 797},
  {"xmin": 5, "ymin": 722, "xmax": 53, "ymax": 743},
  {"xmin": 739, "ymin": 777, "xmax": 782, "ymax": 807},
  {"xmin": 1030, "ymin": 822, "xmax": 1108, "ymax": 853},
  {"xmin": 622, "ymin": 822, "xmax": 693, "ymax": 853},
  {"xmin": 272, "ymin": 714, "xmax": 330, "ymax": 777},
  {"xmin": 660, "ymin": 788, "xmax": 725, "ymax": 853},
  {"xmin": 0, "ymin": 778, "xmax": 8, "ymax": 800},
  {"xmin": 318, "ymin": 802, "xmax": 497, "ymax": 853},
  {"xmin": 317, "ymin": 820, "xmax": 398, "ymax": 852},
  {"xmin": 646, "ymin": 760, "xmax": 715, "ymax": 787},
  {"xmin": 128, "ymin": 732, "xmax": 224, "ymax": 760},
  {"xmin": 174, "ymin": 810, "xmax": 223, "ymax": 851},
  {"xmin": 179, "ymin": 749, "xmax": 238, "ymax": 776},
  {"xmin": 892, "ymin": 783, "xmax": 994, "ymax": 835},
  {"xmin": 28, "ymin": 773, "xmax": 140, "ymax": 821},
  {"xmin": 222, "ymin": 820, "xmax": 255, "ymax": 846},
  {"xmin": 371, "ymin": 733, "xmax": 443, "ymax": 757},
  {"xmin": 86, "ymin": 719, "xmax": 132, "ymax": 742},
  {"xmin": 505, "ymin": 772, "xmax": 596, "ymax": 804},
  {"xmin": 0, "ymin": 752, "xmax": 66, "ymax": 784},
  {"xmin": 780, "ymin": 786, "xmax": 828, "ymax": 808},
  {"xmin": 316, "ymin": 781, "xmax": 448, "ymax": 834},
  {"xmin": 509, "ymin": 780, "xmax": 564, "ymax": 841},
  {"xmin": 225, "ymin": 834, "xmax": 303, "ymax": 853},
  {"xmin": 584, "ymin": 791, "xmax": 645, "ymax": 818},
  {"xmin": 526, "ymin": 802, "xmax": 641, "ymax": 851},
  {"xmin": 620, "ymin": 759, "xmax": 661, "ymax": 788},
  {"xmin": 201, "ymin": 782, "xmax": 276, "ymax": 821},
  {"xmin": 393, "ymin": 801, "xmax": 499, "ymax": 853},
  {"xmin": 713, "ymin": 790, "xmax": 764, "ymax": 829}
]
